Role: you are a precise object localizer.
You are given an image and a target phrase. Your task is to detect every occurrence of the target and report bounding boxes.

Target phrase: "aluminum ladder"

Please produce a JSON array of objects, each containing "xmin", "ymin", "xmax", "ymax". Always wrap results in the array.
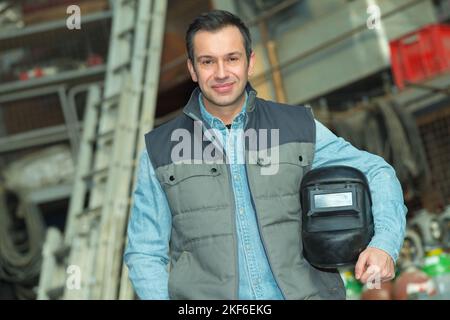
[{"xmin": 37, "ymin": 0, "xmax": 167, "ymax": 299}]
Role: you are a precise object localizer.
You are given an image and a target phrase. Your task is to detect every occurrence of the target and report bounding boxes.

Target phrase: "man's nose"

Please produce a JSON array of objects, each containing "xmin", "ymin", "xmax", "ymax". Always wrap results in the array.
[{"xmin": 215, "ymin": 60, "xmax": 227, "ymax": 79}]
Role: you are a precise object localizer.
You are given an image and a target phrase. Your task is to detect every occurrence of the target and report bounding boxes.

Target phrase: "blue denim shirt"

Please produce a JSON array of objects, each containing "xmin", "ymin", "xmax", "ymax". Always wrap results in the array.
[{"xmin": 124, "ymin": 95, "xmax": 407, "ymax": 300}]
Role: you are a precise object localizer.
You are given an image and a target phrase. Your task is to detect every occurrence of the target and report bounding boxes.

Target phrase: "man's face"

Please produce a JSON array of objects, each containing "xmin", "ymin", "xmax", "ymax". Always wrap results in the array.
[{"xmin": 187, "ymin": 25, "xmax": 255, "ymax": 109}]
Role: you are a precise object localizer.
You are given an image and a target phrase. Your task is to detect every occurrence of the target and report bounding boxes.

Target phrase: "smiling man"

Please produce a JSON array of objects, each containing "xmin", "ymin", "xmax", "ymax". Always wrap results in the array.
[
  {"xmin": 124, "ymin": 10, "xmax": 407, "ymax": 300},
  {"xmin": 186, "ymin": 24, "xmax": 254, "ymax": 125}
]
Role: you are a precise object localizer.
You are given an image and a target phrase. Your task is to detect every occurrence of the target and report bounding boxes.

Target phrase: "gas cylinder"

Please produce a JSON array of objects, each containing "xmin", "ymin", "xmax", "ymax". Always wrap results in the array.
[
  {"xmin": 393, "ymin": 266, "xmax": 437, "ymax": 300},
  {"xmin": 422, "ymin": 248, "xmax": 450, "ymax": 298},
  {"xmin": 361, "ymin": 281, "xmax": 394, "ymax": 300},
  {"xmin": 340, "ymin": 270, "xmax": 363, "ymax": 300}
]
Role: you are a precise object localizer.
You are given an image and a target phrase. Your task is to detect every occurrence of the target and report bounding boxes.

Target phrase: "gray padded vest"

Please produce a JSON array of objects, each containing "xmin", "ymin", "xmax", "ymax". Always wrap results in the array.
[{"xmin": 144, "ymin": 84, "xmax": 346, "ymax": 300}]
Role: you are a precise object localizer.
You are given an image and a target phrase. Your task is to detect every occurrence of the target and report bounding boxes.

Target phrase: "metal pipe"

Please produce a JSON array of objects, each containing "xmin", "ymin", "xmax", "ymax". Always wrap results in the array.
[
  {"xmin": 58, "ymin": 86, "xmax": 81, "ymax": 158},
  {"xmin": 258, "ymin": 20, "xmax": 287, "ymax": 103}
]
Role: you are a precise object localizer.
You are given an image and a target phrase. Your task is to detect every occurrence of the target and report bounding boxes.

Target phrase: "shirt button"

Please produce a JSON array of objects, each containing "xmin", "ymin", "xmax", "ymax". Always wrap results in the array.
[
  {"xmin": 234, "ymin": 175, "xmax": 239, "ymax": 180},
  {"xmin": 239, "ymin": 208, "xmax": 244, "ymax": 215}
]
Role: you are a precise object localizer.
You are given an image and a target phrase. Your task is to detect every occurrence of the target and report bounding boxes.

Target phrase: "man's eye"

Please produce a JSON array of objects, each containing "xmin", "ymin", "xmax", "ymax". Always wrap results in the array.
[
  {"xmin": 228, "ymin": 57, "xmax": 239, "ymax": 62},
  {"xmin": 201, "ymin": 60, "xmax": 213, "ymax": 65}
]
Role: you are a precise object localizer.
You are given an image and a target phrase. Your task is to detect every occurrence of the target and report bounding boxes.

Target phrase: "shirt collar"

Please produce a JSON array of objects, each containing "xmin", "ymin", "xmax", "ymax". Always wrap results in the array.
[
  {"xmin": 199, "ymin": 92, "xmax": 248, "ymax": 130},
  {"xmin": 182, "ymin": 83, "xmax": 257, "ymax": 129}
]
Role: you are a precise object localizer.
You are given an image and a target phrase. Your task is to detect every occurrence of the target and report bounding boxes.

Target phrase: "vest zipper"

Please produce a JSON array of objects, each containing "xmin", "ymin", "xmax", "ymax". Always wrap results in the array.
[
  {"xmin": 221, "ymin": 128, "xmax": 239, "ymax": 300},
  {"xmin": 244, "ymin": 161, "xmax": 288, "ymax": 300}
]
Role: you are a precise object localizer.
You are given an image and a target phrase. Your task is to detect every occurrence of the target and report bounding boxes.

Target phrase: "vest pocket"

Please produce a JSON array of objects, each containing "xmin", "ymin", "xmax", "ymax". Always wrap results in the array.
[
  {"xmin": 160, "ymin": 164, "xmax": 221, "ymax": 186},
  {"xmin": 168, "ymin": 251, "xmax": 190, "ymax": 299},
  {"xmin": 157, "ymin": 164, "xmax": 226, "ymax": 215}
]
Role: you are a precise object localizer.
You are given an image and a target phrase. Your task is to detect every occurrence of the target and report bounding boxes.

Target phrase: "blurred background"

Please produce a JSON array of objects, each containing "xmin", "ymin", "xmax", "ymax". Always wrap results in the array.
[{"xmin": 0, "ymin": 0, "xmax": 449, "ymax": 300}]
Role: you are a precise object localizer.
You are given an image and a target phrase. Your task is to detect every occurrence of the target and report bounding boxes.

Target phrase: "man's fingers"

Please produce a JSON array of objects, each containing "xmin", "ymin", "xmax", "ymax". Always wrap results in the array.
[
  {"xmin": 359, "ymin": 269, "xmax": 372, "ymax": 284},
  {"xmin": 381, "ymin": 266, "xmax": 395, "ymax": 281},
  {"xmin": 354, "ymin": 252, "xmax": 368, "ymax": 280},
  {"xmin": 380, "ymin": 257, "xmax": 394, "ymax": 280},
  {"xmin": 361, "ymin": 264, "xmax": 382, "ymax": 284},
  {"xmin": 355, "ymin": 247, "xmax": 396, "ymax": 284}
]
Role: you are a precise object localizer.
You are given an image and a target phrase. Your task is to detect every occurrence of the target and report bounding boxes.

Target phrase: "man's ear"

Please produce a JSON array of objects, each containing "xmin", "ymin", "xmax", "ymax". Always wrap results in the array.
[
  {"xmin": 247, "ymin": 51, "xmax": 256, "ymax": 77},
  {"xmin": 187, "ymin": 59, "xmax": 198, "ymax": 82}
]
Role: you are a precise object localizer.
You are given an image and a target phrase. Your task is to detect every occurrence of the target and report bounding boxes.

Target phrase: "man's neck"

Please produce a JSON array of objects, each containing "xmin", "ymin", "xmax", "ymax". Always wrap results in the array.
[{"xmin": 202, "ymin": 94, "xmax": 246, "ymax": 125}]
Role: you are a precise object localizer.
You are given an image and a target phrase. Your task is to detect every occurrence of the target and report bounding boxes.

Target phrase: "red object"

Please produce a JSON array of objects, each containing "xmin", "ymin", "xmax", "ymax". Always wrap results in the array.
[
  {"xmin": 18, "ymin": 67, "xmax": 46, "ymax": 81},
  {"xmin": 389, "ymin": 24, "xmax": 450, "ymax": 90},
  {"xmin": 34, "ymin": 68, "xmax": 44, "ymax": 78},
  {"xmin": 393, "ymin": 269, "xmax": 437, "ymax": 300},
  {"xmin": 19, "ymin": 72, "xmax": 29, "ymax": 81},
  {"xmin": 87, "ymin": 54, "xmax": 104, "ymax": 67}
]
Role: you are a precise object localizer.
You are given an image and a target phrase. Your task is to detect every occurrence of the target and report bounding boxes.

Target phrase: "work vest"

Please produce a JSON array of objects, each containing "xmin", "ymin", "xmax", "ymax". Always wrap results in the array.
[{"xmin": 144, "ymin": 84, "xmax": 346, "ymax": 299}]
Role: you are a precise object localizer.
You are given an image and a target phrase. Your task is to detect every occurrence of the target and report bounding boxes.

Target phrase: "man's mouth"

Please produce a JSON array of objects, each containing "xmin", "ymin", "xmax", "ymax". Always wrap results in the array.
[{"xmin": 212, "ymin": 82, "xmax": 234, "ymax": 93}]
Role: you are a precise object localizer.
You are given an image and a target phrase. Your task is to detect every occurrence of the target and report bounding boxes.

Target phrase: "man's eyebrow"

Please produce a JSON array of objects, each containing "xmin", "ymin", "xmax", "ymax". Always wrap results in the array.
[
  {"xmin": 226, "ymin": 52, "xmax": 243, "ymax": 56},
  {"xmin": 196, "ymin": 55, "xmax": 214, "ymax": 60},
  {"xmin": 196, "ymin": 52, "xmax": 243, "ymax": 60}
]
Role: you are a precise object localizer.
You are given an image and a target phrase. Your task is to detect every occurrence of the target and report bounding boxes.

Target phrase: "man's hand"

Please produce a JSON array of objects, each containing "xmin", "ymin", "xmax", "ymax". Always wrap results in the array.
[{"xmin": 354, "ymin": 247, "xmax": 395, "ymax": 284}]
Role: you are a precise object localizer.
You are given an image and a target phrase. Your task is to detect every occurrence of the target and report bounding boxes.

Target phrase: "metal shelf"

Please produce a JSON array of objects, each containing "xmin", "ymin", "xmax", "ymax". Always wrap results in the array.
[
  {"xmin": 0, "ymin": 10, "xmax": 112, "ymax": 52},
  {"xmin": 27, "ymin": 182, "xmax": 73, "ymax": 204},
  {"xmin": 0, "ymin": 123, "xmax": 81, "ymax": 154},
  {"xmin": 0, "ymin": 64, "xmax": 106, "ymax": 95},
  {"xmin": 0, "ymin": 8, "xmax": 110, "ymax": 160},
  {"xmin": 392, "ymin": 72, "xmax": 450, "ymax": 113}
]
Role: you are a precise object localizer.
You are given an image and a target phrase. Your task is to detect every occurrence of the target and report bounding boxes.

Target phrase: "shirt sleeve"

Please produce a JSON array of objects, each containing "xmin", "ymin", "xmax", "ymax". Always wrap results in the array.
[
  {"xmin": 123, "ymin": 149, "xmax": 172, "ymax": 299},
  {"xmin": 312, "ymin": 119, "xmax": 408, "ymax": 262}
]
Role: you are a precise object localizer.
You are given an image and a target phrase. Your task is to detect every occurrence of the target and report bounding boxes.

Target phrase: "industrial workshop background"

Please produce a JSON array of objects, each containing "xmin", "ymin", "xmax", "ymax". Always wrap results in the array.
[{"xmin": 0, "ymin": 0, "xmax": 449, "ymax": 300}]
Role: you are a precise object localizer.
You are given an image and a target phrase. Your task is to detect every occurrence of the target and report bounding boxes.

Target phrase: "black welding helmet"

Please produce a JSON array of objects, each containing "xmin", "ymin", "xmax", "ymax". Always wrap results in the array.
[{"xmin": 300, "ymin": 166, "xmax": 374, "ymax": 269}]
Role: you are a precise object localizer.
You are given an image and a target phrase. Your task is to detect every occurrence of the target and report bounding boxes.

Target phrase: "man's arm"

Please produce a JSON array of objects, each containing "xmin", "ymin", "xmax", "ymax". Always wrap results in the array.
[
  {"xmin": 312, "ymin": 119, "xmax": 408, "ymax": 282},
  {"xmin": 124, "ymin": 149, "xmax": 172, "ymax": 299}
]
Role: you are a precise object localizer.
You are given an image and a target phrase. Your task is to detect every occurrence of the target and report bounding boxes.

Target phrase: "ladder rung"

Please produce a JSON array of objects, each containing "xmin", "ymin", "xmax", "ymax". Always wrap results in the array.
[
  {"xmin": 121, "ymin": 0, "xmax": 137, "ymax": 6},
  {"xmin": 102, "ymin": 93, "xmax": 120, "ymax": 103},
  {"xmin": 82, "ymin": 168, "xmax": 108, "ymax": 181},
  {"xmin": 95, "ymin": 93, "xmax": 120, "ymax": 109},
  {"xmin": 111, "ymin": 61, "xmax": 131, "ymax": 73},
  {"xmin": 46, "ymin": 286, "xmax": 65, "ymax": 300},
  {"xmin": 88, "ymin": 130, "xmax": 114, "ymax": 145},
  {"xmin": 76, "ymin": 206, "xmax": 102, "ymax": 218},
  {"xmin": 85, "ymin": 179, "xmax": 106, "ymax": 190},
  {"xmin": 53, "ymin": 244, "xmax": 71, "ymax": 261},
  {"xmin": 117, "ymin": 26, "xmax": 134, "ymax": 38}
]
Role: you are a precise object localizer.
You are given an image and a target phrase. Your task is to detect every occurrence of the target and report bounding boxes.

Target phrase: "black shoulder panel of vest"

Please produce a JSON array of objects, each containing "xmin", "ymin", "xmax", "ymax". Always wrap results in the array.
[
  {"xmin": 144, "ymin": 113, "xmax": 195, "ymax": 169},
  {"xmin": 251, "ymin": 97, "xmax": 316, "ymax": 145}
]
